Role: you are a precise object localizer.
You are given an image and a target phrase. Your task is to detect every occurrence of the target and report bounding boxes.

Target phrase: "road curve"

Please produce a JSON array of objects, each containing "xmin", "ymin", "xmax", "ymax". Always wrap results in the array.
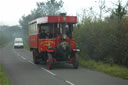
[{"xmin": 0, "ymin": 43, "xmax": 128, "ymax": 85}]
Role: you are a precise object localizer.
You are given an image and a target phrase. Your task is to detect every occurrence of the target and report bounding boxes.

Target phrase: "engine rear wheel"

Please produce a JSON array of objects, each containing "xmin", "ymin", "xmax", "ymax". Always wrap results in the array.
[
  {"xmin": 47, "ymin": 53, "xmax": 53, "ymax": 70},
  {"xmin": 72, "ymin": 53, "xmax": 79, "ymax": 69},
  {"xmin": 33, "ymin": 50, "xmax": 40, "ymax": 64}
]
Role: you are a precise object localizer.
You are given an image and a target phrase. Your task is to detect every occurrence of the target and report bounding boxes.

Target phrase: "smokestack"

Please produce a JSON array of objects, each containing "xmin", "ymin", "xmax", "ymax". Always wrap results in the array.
[{"xmin": 60, "ymin": 13, "xmax": 66, "ymax": 16}]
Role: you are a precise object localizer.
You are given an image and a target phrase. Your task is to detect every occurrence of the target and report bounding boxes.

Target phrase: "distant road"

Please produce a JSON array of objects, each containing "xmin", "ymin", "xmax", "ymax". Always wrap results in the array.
[{"xmin": 0, "ymin": 43, "xmax": 128, "ymax": 85}]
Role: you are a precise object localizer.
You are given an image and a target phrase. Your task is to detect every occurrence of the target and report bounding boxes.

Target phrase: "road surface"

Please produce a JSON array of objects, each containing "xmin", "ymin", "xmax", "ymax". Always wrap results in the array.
[{"xmin": 0, "ymin": 43, "xmax": 128, "ymax": 85}]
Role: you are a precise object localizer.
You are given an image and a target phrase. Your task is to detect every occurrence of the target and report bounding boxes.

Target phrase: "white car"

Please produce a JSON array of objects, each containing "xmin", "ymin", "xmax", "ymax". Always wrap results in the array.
[{"xmin": 14, "ymin": 38, "xmax": 24, "ymax": 48}]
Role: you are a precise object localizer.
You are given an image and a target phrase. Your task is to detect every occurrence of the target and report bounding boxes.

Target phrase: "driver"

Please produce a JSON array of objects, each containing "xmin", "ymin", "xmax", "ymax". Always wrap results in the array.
[{"xmin": 39, "ymin": 29, "xmax": 47, "ymax": 39}]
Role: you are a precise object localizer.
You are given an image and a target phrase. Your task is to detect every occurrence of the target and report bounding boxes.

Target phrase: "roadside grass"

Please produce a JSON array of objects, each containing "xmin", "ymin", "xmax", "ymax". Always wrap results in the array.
[
  {"xmin": 0, "ymin": 43, "xmax": 7, "ymax": 48},
  {"xmin": 80, "ymin": 58, "xmax": 128, "ymax": 80},
  {"xmin": 0, "ymin": 44, "xmax": 3, "ymax": 48},
  {"xmin": 23, "ymin": 41, "xmax": 29, "ymax": 50},
  {"xmin": 0, "ymin": 41, "xmax": 10, "ymax": 48},
  {"xmin": 0, "ymin": 65, "xmax": 10, "ymax": 85}
]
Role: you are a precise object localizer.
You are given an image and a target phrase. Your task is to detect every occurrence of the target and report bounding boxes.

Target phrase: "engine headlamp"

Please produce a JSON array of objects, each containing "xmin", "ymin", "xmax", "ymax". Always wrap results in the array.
[
  {"xmin": 48, "ymin": 43, "xmax": 51, "ymax": 48},
  {"xmin": 63, "ymin": 34, "xmax": 67, "ymax": 39}
]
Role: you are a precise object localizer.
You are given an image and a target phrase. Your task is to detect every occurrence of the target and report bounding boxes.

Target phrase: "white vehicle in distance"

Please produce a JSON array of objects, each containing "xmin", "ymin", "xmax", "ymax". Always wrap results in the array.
[{"xmin": 14, "ymin": 38, "xmax": 24, "ymax": 48}]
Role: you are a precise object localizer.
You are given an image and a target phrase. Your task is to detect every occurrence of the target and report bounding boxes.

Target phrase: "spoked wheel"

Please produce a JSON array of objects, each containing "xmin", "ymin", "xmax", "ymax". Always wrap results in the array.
[
  {"xmin": 47, "ymin": 53, "xmax": 53, "ymax": 70},
  {"xmin": 72, "ymin": 53, "xmax": 79, "ymax": 69},
  {"xmin": 33, "ymin": 50, "xmax": 40, "ymax": 64}
]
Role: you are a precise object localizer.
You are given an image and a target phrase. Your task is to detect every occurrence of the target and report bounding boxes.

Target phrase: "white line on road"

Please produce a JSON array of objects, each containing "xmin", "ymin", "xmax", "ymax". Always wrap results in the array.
[
  {"xmin": 12, "ymin": 49, "xmax": 20, "ymax": 56},
  {"xmin": 21, "ymin": 56, "xmax": 26, "ymax": 60},
  {"xmin": 41, "ymin": 68, "xmax": 56, "ymax": 76},
  {"xmin": 65, "ymin": 80, "xmax": 75, "ymax": 85},
  {"xmin": 28, "ymin": 60, "xmax": 34, "ymax": 65}
]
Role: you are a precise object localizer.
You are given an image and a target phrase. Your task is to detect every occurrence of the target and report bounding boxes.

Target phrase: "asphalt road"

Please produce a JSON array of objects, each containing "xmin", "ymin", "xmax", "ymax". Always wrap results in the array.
[{"xmin": 0, "ymin": 43, "xmax": 128, "ymax": 85}]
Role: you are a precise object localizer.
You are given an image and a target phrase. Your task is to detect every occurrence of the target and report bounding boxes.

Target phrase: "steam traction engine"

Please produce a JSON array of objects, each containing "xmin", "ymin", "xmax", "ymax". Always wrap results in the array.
[{"xmin": 28, "ymin": 14, "xmax": 80, "ymax": 69}]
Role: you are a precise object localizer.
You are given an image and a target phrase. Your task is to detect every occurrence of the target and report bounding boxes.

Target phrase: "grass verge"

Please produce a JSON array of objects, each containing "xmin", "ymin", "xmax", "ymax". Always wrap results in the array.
[
  {"xmin": 0, "ymin": 43, "xmax": 7, "ymax": 48},
  {"xmin": 0, "ymin": 65, "xmax": 10, "ymax": 85},
  {"xmin": 0, "ymin": 45, "xmax": 3, "ymax": 48},
  {"xmin": 23, "ymin": 41, "xmax": 29, "ymax": 50},
  {"xmin": 80, "ymin": 58, "xmax": 128, "ymax": 80},
  {"xmin": 0, "ymin": 41, "xmax": 10, "ymax": 48}
]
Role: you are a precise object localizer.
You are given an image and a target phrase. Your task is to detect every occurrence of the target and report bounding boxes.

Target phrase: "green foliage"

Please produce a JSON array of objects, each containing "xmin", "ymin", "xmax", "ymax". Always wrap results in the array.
[
  {"xmin": 19, "ymin": 15, "xmax": 32, "ymax": 37},
  {"xmin": 0, "ymin": 31, "xmax": 9, "ymax": 45},
  {"xmin": 80, "ymin": 58, "xmax": 128, "ymax": 79},
  {"xmin": 0, "ymin": 25, "xmax": 21, "ymax": 46},
  {"xmin": 19, "ymin": 0, "xmax": 64, "ymax": 37},
  {"xmin": 35, "ymin": 0, "xmax": 64, "ymax": 16},
  {"xmin": 23, "ymin": 41, "xmax": 29, "ymax": 50},
  {"xmin": 74, "ymin": 18, "xmax": 118, "ymax": 61},
  {"xmin": 74, "ymin": 1, "xmax": 128, "ymax": 67},
  {"xmin": 110, "ymin": 0, "xmax": 127, "ymax": 21},
  {"xmin": 0, "ymin": 27, "xmax": 10, "ymax": 45},
  {"xmin": 0, "ymin": 65, "xmax": 10, "ymax": 85}
]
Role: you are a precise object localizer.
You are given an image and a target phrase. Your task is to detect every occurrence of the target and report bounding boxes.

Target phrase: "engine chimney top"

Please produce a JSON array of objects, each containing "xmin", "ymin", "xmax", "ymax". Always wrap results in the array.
[{"xmin": 60, "ymin": 13, "xmax": 66, "ymax": 16}]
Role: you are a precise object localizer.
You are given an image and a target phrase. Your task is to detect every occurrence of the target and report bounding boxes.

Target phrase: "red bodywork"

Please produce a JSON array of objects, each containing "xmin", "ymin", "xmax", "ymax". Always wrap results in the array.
[
  {"xmin": 28, "ymin": 15, "xmax": 79, "ymax": 69},
  {"xmin": 29, "ymin": 37, "xmax": 75, "ymax": 52},
  {"xmin": 36, "ymin": 16, "xmax": 77, "ymax": 24},
  {"xmin": 29, "ymin": 16, "xmax": 77, "ymax": 52},
  {"xmin": 38, "ymin": 39, "xmax": 75, "ymax": 52},
  {"xmin": 29, "ymin": 35, "xmax": 38, "ymax": 49}
]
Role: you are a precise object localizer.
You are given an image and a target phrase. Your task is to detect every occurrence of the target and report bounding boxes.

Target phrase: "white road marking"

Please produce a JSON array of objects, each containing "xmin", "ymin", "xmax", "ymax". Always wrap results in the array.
[
  {"xmin": 12, "ymin": 48, "xmax": 75, "ymax": 85},
  {"xmin": 12, "ymin": 49, "xmax": 20, "ymax": 56},
  {"xmin": 21, "ymin": 56, "xmax": 26, "ymax": 60},
  {"xmin": 28, "ymin": 60, "xmax": 34, "ymax": 65},
  {"xmin": 65, "ymin": 80, "xmax": 75, "ymax": 85},
  {"xmin": 41, "ymin": 68, "xmax": 56, "ymax": 76}
]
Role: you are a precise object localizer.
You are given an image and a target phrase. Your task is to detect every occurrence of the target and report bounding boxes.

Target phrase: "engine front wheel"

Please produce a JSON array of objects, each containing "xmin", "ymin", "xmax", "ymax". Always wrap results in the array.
[
  {"xmin": 72, "ymin": 53, "xmax": 79, "ymax": 69},
  {"xmin": 47, "ymin": 53, "xmax": 53, "ymax": 70},
  {"xmin": 33, "ymin": 50, "xmax": 40, "ymax": 64}
]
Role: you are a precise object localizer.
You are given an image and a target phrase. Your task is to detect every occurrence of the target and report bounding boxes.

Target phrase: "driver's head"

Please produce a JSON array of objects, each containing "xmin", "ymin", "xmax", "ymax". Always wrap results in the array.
[
  {"xmin": 41, "ymin": 29, "xmax": 45, "ymax": 33},
  {"xmin": 66, "ymin": 25, "xmax": 69, "ymax": 28},
  {"xmin": 66, "ymin": 25, "xmax": 69, "ymax": 30}
]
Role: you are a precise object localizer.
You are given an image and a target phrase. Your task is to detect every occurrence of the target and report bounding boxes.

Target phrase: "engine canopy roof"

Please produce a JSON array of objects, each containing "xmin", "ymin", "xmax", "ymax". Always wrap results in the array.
[{"xmin": 29, "ymin": 16, "xmax": 77, "ymax": 25}]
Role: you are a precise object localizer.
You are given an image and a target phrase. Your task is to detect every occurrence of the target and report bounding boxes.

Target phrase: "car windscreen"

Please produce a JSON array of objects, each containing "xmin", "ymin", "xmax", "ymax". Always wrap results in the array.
[{"xmin": 15, "ymin": 41, "xmax": 23, "ymax": 43}]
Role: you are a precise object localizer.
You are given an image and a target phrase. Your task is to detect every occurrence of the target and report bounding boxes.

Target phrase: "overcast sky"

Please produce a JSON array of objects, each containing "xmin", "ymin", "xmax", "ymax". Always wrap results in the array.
[{"xmin": 0, "ymin": 0, "xmax": 127, "ymax": 26}]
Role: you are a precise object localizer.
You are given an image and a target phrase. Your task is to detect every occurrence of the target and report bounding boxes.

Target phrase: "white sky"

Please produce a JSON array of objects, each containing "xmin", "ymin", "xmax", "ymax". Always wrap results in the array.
[{"xmin": 0, "ymin": 0, "xmax": 127, "ymax": 26}]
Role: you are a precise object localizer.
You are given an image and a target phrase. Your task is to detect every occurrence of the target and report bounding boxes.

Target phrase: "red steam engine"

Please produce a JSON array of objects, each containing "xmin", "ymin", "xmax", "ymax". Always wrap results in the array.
[{"xmin": 28, "ymin": 13, "xmax": 80, "ymax": 69}]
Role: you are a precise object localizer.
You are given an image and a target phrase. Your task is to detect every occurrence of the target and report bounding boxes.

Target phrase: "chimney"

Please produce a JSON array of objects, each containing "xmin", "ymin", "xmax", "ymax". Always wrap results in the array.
[{"xmin": 60, "ymin": 13, "xmax": 66, "ymax": 16}]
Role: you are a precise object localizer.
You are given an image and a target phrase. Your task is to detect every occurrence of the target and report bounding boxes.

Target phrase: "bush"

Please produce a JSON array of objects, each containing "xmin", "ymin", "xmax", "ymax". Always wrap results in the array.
[{"xmin": 73, "ymin": 17, "xmax": 128, "ymax": 67}]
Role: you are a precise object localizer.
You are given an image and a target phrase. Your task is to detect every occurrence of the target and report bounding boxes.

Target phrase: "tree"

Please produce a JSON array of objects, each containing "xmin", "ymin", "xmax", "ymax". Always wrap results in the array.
[
  {"xmin": 73, "ymin": 0, "xmax": 128, "ymax": 67},
  {"xmin": 19, "ymin": 14, "xmax": 32, "ymax": 38},
  {"xmin": 0, "ymin": 25, "xmax": 21, "ymax": 45},
  {"xmin": 111, "ymin": 0, "xmax": 127, "ymax": 21},
  {"xmin": 99, "ymin": 0, "xmax": 106, "ymax": 19},
  {"xmin": 35, "ymin": 0, "xmax": 64, "ymax": 16},
  {"xmin": 19, "ymin": 0, "xmax": 64, "ymax": 37},
  {"xmin": 29, "ymin": 0, "xmax": 64, "ymax": 20}
]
